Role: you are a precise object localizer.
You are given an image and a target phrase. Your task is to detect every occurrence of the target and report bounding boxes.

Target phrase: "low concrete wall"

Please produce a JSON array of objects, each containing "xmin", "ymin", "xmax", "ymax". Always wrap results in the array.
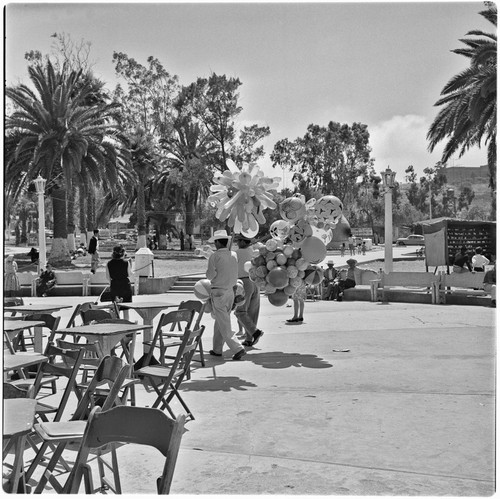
[{"xmin": 138, "ymin": 276, "xmax": 177, "ymax": 294}]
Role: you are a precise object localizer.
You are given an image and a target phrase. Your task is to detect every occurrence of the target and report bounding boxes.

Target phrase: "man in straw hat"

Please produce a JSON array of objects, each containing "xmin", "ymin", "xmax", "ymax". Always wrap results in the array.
[
  {"xmin": 233, "ymin": 234, "xmax": 264, "ymax": 347},
  {"xmin": 206, "ymin": 230, "xmax": 247, "ymax": 360},
  {"xmin": 322, "ymin": 260, "xmax": 339, "ymax": 300}
]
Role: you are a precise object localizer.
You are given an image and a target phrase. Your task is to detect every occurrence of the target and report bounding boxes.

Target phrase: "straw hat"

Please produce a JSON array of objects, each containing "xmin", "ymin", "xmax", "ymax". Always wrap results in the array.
[
  {"xmin": 327, "ymin": 260, "xmax": 334, "ymax": 265},
  {"xmin": 208, "ymin": 230, "xmax": 230, "ymax": 243},
  {"xmin": 346, "ymin": 258, "xmax": 358, "ymax": 265}
]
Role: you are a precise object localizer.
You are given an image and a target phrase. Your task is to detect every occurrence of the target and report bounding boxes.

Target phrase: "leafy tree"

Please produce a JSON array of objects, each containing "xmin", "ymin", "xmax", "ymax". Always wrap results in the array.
[
  {"xmin": 457, "ymin": 185, "xmax": 476, "ymax": 210},
  {"xmin": 270, "ymin": 121, "xmax": 374, "ymax": 204},
  {"xmin": 231, "ymin": 124, "xmax": 271, "ymax": 165},
  {"xmin": 428, "ymin": 4, "xmax": 497, "ymax": 192},
  {"xmin": 6, "ymin": 61, "xmax": 127, "ymax": 265}
]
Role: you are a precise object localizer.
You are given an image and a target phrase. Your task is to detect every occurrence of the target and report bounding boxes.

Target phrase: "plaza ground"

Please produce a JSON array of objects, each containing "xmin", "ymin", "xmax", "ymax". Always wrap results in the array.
[{"xmin": 16, "ymin": 290, "xmax": 496, "ymax": 495}]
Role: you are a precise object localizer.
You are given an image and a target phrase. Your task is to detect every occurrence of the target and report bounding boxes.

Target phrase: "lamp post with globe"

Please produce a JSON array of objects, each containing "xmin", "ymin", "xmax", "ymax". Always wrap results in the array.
[
  {"xmin": 382, "ymin": 167, "xmax": 396, "ymax": 274},
  {"xmin": 33, "ymin": 175, "xmax": 47, "ymax": 272}
]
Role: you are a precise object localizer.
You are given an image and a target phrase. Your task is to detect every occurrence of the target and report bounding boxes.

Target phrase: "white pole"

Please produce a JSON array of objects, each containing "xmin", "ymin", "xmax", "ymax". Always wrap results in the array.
[
  {"xmin": 384, "ymin": 187, "xmax": 393, "ymax": 274},
  {"xmin": 35, "ymin": 179, "xmax": 47, "ymax": 271}
]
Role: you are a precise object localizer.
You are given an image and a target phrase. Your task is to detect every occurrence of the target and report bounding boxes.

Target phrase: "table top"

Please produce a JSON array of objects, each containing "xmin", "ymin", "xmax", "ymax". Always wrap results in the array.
[
  {"xmin": 118, "ymin": 302, "xmax": 177, "ymax": 311},
  {"xmin": 4, "ymin": 320, "xmax": 46, "ymax": 332},
  {"xmin": 4, "ymin": 304, "xmax": 73, "ymax": 314},
  {"xmin": 3, "ymin": 399, "xmax": 37, "ymax": 437},
  {"xmin": 3, "ymin": 353, "xmax": 48, "ymax": 372},
  {"xmin": 55, "ymin": 323, "xmax": 152, "ymax": 337}
]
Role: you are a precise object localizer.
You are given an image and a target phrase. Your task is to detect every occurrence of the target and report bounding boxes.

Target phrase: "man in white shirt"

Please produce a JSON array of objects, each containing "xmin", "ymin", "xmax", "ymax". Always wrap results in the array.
[
  {"xmin": 472, "ymin": 247, "xmax": 490, "ymax": 272},
  {"xmin": 207, "ymin": 230, "xmax": 246, "ymax": 360}
]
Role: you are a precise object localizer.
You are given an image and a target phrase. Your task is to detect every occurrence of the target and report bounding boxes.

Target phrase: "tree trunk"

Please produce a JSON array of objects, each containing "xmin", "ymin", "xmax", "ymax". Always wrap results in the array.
[
  {"xmin": 79, "ymin": 183, "xmax": 88, "ymax": 246},
  {"xmin": 49, "ymin": 185, "xmax": 71, "ymax": 266},
  {"xmin": 66, "ymin": 183, "xmax": 77, "ymax": 252},
  {"xmin": 136, "ymin": 175, "xmax": 147, "ymax": 249},
  {"xmin": 184, "ymin": 193, "xmax": 196, "ymax": 236}
]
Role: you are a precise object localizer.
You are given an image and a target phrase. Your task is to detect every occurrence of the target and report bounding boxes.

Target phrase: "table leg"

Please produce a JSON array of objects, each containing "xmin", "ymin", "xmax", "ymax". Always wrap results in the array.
[{"xmin": 33, "ymin": 326, "xmax": 43, "ymax": 353}]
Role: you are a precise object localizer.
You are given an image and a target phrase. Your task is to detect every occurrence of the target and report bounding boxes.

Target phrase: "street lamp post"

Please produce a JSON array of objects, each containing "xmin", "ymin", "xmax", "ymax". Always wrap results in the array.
[
  {"xmin": 382, "ymin": 167, "xmax": 396, "ymax": 274},
  {"xmin": 33, "ymin": 175, "xmax": 47, "ymax": 272}
]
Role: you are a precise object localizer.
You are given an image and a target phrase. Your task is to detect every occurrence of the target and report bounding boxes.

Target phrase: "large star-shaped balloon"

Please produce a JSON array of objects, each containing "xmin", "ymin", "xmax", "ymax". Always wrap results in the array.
[{"xmin": 207, "ymin": 160, "xmax": 280, "ymax": 238}]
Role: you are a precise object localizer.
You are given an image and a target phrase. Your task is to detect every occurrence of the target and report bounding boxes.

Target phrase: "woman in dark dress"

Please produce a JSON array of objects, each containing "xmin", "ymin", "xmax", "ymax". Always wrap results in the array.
[{"xmin": 106, "ymin": 245, "xmax": 133, "ymax": 302}]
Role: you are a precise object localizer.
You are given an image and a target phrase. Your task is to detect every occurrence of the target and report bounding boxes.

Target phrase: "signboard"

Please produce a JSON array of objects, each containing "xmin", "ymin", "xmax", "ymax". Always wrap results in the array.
[{"xmin": 351, "ymin": 227, "xmax": 373, "ymax": 237}]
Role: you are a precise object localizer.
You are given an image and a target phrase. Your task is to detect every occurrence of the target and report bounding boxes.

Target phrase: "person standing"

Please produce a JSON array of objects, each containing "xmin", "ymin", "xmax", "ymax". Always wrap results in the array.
[
  {"xmin": 233, "ymin": 235, "xmax": 264, "ymax": 347},
  {"xmin": 179, "ymin": 230, "xmax": 185, "ymax": 251},
  {"xmin": 286, "ymin": 281, "xmax": 306, "ymax": 323},
  {"xmin": 472, "ymin": 247, "xmax": 489, "ymax": 272},
  {"xmin": 88, "ymin": 229, "xmax": 100, "ymax": 274},
  {"xmin": 483, "ymin": 263, "xmax": 496, "ymax": 307},
  {"xmin": 340, "ymin": 243, "xmax": 346, "ymax": 258},
  {"xmin": 106, "ymin": 245, "xmax": 134, "ymax": 302},
  {"xmin": 4, "ymin": 254, "xmax": 20, "ymax": 297},
  {"xmin": 348, "ymin": 235, "xmax": 355, "ymax": 256},
  {"xmin": 206, "ymin": 230, "xmax": 246, "ymax": 360}
]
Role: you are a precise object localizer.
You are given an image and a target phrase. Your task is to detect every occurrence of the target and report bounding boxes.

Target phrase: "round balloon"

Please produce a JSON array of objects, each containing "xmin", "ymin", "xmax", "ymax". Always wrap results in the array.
[
  {"xmin": 268, "ymin": 290, "xmax": 289, "ymax": 307},
  {"xmin": 300, "ymin": 236, "xmax": 327, "ymax": 264},
  {"xmin": 266, "ymin": 260, "xmax": 278, "ymax": 271},
  {"xmin": 194, "ymin": 279, "xmax": 212, "ymax": 301},
  {"xmin": 295, "ymin": 258, "xmax": 308, "ymax": 271},
  {"xmin": 279, "ymin": 196, "xmax": 307, "ymax": 223},
  {"xmin": 266, "ymin": 267, "xmax": 289, "ymax": 289},
  {"xmin": 265, "ymin": 238, "xmax": 279, "ymax": 252},
  {"xmin": 283, "ymin": 285, "xmax": 296, "ymax": 296},
  {"xmin": 286, "ymin": 265, "xmax": 299, "ymax": 278},
  {"xmin": 314, "ymin": 195, "xmax": 343, "ymax": 224},
  {"xmin": 269, "ymin": 220, "xmax": 290, "ymax": 240},
  {"xmin": 304, "ymin": 266, "xmax": 324, "ymax": 285},
  {"xmin": 283, "ymin": 245, "xmax": 294, "ymax": 257},
  {"xmin": 275, "ymin": 253, "xmax": 287, "ymax": 266},
  {"xmin": 264, "ymin": 282, "xmax": 277, "ymax": 294}
]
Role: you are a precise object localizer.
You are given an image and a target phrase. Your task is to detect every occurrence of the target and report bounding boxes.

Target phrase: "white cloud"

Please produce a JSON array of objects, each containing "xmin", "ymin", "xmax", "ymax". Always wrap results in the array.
[{"xmin": 369, "ymin": 115, "xmax": 487, "ymax": 181}]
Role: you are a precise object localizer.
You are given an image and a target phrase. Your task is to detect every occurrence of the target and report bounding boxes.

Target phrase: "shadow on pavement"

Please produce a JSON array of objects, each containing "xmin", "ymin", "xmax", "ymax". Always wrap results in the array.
[
  {"xmin": 183, "ymin": 376, "xmax": 257, "ymax": 392},
  {"xmin": 246, "ymin": 351, "xmax": 333, "ymax": 369}
]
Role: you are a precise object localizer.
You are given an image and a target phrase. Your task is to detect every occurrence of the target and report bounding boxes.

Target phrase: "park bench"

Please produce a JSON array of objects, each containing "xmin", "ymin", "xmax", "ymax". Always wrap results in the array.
[
  {"xmin": 370, "ymin": 271, "xmax": 438, "ymax": 304},
  {"xmin": 53, "ymin": 271, "xmax": 88, "ymax": 296},
  {"xmin": 17, "ymin": 272, "xmax": 37, "ymax": 297},
  {"xmin": 433, "ymin": 272, "xmax": 488, "ymax": 304},
  {"xmin": 342, "ymin": 269, "xmax": 379, "ymax": 301}
]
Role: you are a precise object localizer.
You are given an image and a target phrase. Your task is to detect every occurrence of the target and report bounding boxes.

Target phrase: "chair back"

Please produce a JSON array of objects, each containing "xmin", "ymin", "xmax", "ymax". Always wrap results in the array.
[
  {"xmin": 146, "ymin": 309, "xmax": 195, "ymax": 365},
  {"xmin": 3, "ymin": 382, "xmax": 35, "ymax": 399},
  {"xmin": 81, "ymin": 309, "xmax": 113, "ymax": 325},
  {"xmin": 72, "ymin": 355, "xmax": 129, "ymax": 421},
  {"xmin": 57, "ymin": 339, "xmax": 104, "ymax": 366},
  {"xmin": 4, "ymin": 297, "xmax": 24, "ymax": 317},
  {"xmin": 25, "ymin": 313, "xmax": 60, "ymax": 333},
  {"xmin": 33, "ymin": 343, "xmax": 85, "ymax": 421},
  {"xmin": 178, "ymin": 300, "xmax": 206, "ymax": 329},
  {"xmin": 179, "ymin": 326, "xmax": 205, "ymax": 374},
  {"xmin": 64, "ymin": 406, "xmax": 186, "ymax": 494}
]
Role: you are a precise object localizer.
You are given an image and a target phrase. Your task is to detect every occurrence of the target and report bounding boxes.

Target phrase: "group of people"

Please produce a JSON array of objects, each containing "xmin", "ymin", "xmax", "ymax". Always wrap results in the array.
[
  {"xmin": 453, "ymin": 246, "xmax": 490, "ymax": 273},
  {"xmin": 321, "ymin": 258, "xmax": 360, "ymax": 302}
]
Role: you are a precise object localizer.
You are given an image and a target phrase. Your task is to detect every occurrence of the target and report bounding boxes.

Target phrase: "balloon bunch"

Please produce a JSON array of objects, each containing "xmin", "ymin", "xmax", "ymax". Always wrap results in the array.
[
  {"xmin": 246, "ymin": 193, "xmax": 343, "ymax": 307},
  {"xmin": 207, "ymin": 160, "xmax": 281, "ymax": 239}
]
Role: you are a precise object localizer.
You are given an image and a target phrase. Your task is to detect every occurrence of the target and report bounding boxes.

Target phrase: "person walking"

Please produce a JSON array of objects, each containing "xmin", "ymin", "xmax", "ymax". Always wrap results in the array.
[
  {"xmin": 206, "ymin": 230, "xmax": 246, "ymax": 360},
  {"xmin": 472, "ymin": 247, "xmax": 489, "ymax": 272},
  {"xmin": 88, "ymin": 229, "xmax": 100, "ymax": 274},
  {"xmin": 233, "ymin": 234, "xmax": 264, "ymax": 347},
  {"xmin": 106, "ymin": 245, "xmax": 134, "ymax": 303},
  {"xmin": 4, "ymin": 254, "xmax": 20, "ymax": 297}
]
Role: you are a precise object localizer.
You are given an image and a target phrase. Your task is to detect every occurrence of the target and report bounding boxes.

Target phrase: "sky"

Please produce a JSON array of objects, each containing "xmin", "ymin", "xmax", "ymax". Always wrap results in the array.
[{"xmin": 4, "ymin": 1, "xmax": 492, "ymax": 188}]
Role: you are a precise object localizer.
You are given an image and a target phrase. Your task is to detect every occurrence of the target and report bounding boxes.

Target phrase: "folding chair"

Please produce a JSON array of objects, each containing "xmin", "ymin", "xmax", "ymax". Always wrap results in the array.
[
  {"xmin": 63, "ymin": 405, "xmax": 186, "ymax": 494},
  {"xmin": 2, "ymin": 383, "xmax": 35, "ymax": 493},
  {"xmin": 15, "ymin": 313, "xmax": 61, "ymax": 356},
  {"xmin": 176, "ymin": 300, "xmax": 206, "ymax": 367},
  {"xmin": 24, "ymin": 355, "xmax": 129, "ymax": 493},
  {"xmin": 4, "ymin": 297, "xmax": 24, "ymax": 317},
  {"xmin": 134, "ymin": 325, "xmax": 205, "ymax": 421},
  {"xmin": 9, "ymin": 343, "xmax": 84, "ymax": 423},
  {"xmin": 145, "ymin": 309, "xmax": 195, "ymax": 363},
  {"xmin": 80, "ymin": 308, "xmax": 114, "ymax": 325}
]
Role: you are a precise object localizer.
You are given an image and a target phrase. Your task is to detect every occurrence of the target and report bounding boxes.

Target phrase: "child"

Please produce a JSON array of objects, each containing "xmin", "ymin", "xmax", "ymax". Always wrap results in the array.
[{"xmin": 286, "ymin": 281, "xmax": 306, "ymax": 323}]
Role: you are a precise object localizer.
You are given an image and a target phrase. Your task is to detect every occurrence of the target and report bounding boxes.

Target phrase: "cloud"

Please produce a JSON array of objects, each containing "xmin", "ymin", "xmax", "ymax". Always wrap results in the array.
[{"xmin": 369, "ymin": 115, "xmax": 486, "ymax": 181}]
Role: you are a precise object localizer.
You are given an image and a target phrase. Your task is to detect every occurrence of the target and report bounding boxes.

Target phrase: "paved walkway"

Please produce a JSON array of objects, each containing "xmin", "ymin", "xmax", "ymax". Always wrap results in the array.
[{"xmin": 17, "ymin": 291, "xmax": 495, "ymax": 495}]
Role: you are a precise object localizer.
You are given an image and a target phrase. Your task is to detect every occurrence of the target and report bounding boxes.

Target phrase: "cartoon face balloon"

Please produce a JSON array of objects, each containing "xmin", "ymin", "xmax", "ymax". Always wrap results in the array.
[
  {"xmin": 279, "ymin": 196, "xmax": 307, "ymax": 223},
  {"xmin": 269, "ymin": 220, "xmax": 290, "ymax": 240},
  {"xmin": 288, "ymin": 219, "xmax": 313, "ymax": 246},
  {"xmin": 314, "ymin": 195, "xmax": 343, "ymax": 224}
]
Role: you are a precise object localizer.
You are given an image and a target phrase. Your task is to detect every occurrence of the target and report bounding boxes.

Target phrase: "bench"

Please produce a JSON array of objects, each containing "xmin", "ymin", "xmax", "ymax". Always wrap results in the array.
[
  {"xmin": 342, "ymin": 269, "xmax": 379, "ymax": 301},
  {"xmin": 87, "ymin": 271, "xmax": 138, "ymax": 296},
  {"xmin": 370, "ymin": 272, "xmax": 438, "ymax": 304},
  {"xmin": 17, "ymin": 272, "xmax": 37, "ymax": 297},
  {"xmin": 53, "ymin": 271, "xmax": 88, "ymax": 296},
  {"xmin": 433, "ymin": 272, "xmax": 488, "ymax": 304}
]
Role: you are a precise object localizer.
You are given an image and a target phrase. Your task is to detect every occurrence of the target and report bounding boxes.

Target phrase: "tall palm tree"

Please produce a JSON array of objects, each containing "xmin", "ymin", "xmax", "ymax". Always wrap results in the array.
[
  {"xmin": 5, "ymin": 60, "xmax": 128, "ymax": 265},
  {"xmin": 428, "ymin": 4, "xmax": 497, "ymax": 193}
]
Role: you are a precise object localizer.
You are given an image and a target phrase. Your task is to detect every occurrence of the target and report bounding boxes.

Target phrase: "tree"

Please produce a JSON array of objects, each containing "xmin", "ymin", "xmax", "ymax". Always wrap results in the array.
[
  {"xmin": 428, "ymin": 4, "xmax": 497, "ymax": 193},
  {"xmin": 5, "ymin": 60, "xmax": 127, "ymax": 265},
  {"xmin": 457, "ymin": 185, "xmax": 475, "ymax": 210},
  {"xmin": 270, "ymin": 121, "xmax": 374, "ymax": 204}
]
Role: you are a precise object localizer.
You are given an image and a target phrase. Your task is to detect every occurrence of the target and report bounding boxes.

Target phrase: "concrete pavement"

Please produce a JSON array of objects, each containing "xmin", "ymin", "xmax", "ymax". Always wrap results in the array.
[{"xmin": 15, "ymin": 291, "xmax": 495, "ymax": 495}]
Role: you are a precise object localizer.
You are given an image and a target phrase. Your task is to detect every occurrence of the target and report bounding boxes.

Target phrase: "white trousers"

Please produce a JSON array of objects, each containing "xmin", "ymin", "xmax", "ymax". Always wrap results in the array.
[{"xmin": 211, "ymin": 288, "xmax": 242, "ymax": 355}]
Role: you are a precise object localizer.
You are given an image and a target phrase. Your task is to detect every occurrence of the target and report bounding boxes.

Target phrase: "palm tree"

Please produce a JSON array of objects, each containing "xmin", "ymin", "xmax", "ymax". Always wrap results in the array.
[
  {"xmin": 428, "ymin": 4, "xmax": 497, "ymax": 193},
  {"xmin": 6, "ymin": 60, "xmax": 128, "ymax": 265}
]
